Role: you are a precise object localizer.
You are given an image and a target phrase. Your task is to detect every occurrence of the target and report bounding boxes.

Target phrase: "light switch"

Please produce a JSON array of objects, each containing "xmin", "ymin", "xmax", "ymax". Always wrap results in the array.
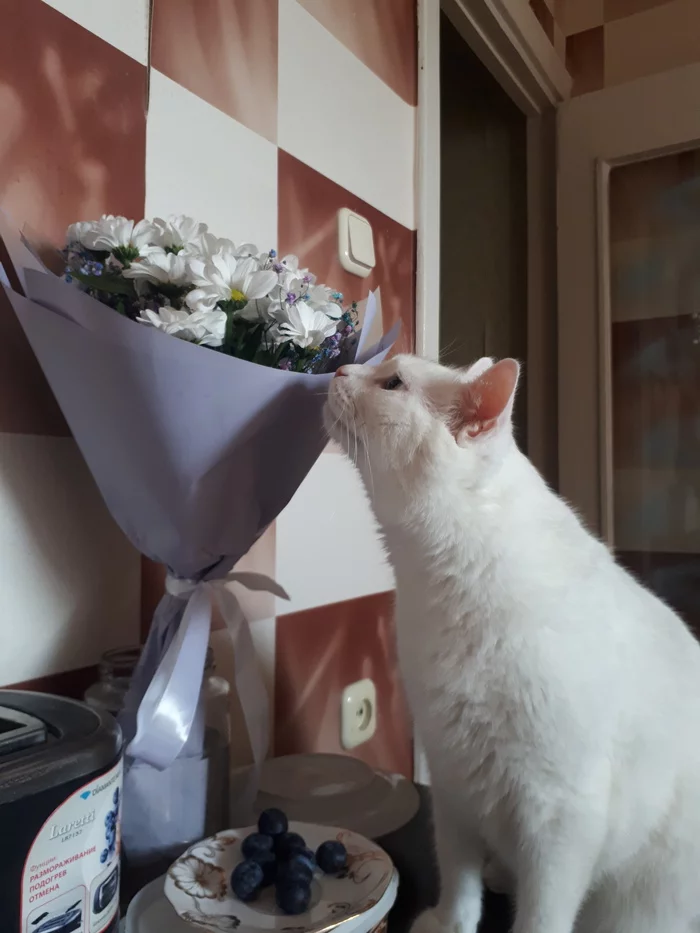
[{"xmin": 338, "ymin": 208, "xmax": 376, "ymax": 278}]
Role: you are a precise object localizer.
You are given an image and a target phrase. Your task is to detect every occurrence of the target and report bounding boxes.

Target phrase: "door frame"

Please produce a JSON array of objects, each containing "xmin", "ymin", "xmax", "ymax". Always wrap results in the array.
[
  {"xmin": 417, "ymin": 0, "xmax": 570, "ymax": 477},
  {"xmin": 557, "ymin": 62, "xmax": 700, "ymax": 539},
  {"xmin": 413, "ymin": 0, "xmax": 570, "ymax": 784}
]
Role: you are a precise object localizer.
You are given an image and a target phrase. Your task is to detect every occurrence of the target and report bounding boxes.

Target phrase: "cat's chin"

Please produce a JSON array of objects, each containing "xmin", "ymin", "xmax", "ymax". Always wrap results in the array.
[{"xmin": 322, "ymin": 401, "xmax": 363, "ymax": 461}]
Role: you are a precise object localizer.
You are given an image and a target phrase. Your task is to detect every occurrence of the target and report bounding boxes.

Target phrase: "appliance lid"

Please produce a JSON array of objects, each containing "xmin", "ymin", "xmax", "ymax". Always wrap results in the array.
[{"xmin": 0, "ymin": 690, "xmax": 122, "ymax": 805}]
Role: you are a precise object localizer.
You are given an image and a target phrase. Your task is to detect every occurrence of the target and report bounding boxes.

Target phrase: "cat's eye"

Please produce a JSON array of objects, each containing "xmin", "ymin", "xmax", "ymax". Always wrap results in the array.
[{"xmin": 383, "ymin": 375, "xmax": 403, "ymax": 391}]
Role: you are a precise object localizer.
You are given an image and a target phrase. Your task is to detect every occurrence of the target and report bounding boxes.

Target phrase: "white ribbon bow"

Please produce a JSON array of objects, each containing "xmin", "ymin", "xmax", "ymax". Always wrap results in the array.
[{"xmin": 127, "ymin": 571, "xmax": 288, "ymax": 784}]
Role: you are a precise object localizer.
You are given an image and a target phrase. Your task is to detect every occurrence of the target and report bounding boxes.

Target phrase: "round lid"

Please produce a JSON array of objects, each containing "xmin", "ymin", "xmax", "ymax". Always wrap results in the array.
[
  {"xmin": 258, "ymin": 753, "xmax": 374, "ymax": 800},
  {"xmin": 254, "ymin": 754, "xmax": 420, "ymax": 839},
  {"xmin": 0, "ymin": 690, "xmax": 122, "ymax": 804}
]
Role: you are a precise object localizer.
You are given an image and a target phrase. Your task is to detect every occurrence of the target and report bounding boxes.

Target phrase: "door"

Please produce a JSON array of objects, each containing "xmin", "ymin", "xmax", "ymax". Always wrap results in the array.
[
  {"xmin": 440, "ymin": 10, "xmax": 529, "ymax": 450},
  {"xmin": 558, "ymin": 64, "xmax": 700, "ymax": 635}
]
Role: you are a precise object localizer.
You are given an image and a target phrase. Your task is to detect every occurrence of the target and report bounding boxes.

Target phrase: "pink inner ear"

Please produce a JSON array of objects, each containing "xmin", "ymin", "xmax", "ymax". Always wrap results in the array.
[{"xmin": 460, "ymin": 358, "xmax": 519, "ymax": 429}]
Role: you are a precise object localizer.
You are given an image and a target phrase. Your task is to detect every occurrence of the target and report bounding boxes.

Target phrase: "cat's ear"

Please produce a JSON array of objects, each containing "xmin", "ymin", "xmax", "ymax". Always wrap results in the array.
[
  {"xmin": 453, "ymin": 358, "xmax": 519, "ymax": 445},
  {"xmin": 464, "ymin": 357, "xmax": 494, "ymax": 381}
]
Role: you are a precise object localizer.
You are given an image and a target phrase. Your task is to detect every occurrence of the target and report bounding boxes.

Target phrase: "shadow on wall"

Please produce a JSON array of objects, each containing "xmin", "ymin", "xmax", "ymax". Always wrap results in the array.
[
  {"xmin": 151, "ymin": 0, "xmax": 278, "ymax": 144},
  {"xmin": 278, "ymin": 151, "xmax": 415, "ymax": 355},
  {"xmin": 0, "ymin": 0, "xmax": 146, "ymax": 250},
  {"xmin": 275, "ymin": 591, "xmax": 413, "ymax": 778}
]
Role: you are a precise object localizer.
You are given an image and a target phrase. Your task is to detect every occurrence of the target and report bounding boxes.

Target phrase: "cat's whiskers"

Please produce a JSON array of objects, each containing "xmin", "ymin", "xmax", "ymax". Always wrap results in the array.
[{"xmin": 362, "ymin": 423, "xmax": 375, "ymax": 497}]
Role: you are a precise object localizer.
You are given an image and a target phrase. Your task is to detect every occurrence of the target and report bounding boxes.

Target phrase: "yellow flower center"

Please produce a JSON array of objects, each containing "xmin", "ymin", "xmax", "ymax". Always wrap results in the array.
[{"xmin": 230, "ymin": 288, "xmax": 247, "ymax": 303}]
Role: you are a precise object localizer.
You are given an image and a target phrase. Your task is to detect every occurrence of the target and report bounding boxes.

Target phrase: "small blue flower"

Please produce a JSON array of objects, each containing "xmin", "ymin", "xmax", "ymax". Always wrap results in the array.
[
  {"xmin": 286, "ymin": 293, "xmax": 297, "ymax": 304},
  {"xmin": 332, "ymin": 292, "xmax": 343, "ymax": 301},
  {"xmin": 269, "ymin": 249, "xmax": 277, "ymax": 258}
]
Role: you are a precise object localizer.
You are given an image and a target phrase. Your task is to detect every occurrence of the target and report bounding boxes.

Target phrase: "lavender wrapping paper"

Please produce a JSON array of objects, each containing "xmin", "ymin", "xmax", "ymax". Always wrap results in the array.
[{"xmin": 2, "ymin": 223, "xmax": 398, "ymax": 857}]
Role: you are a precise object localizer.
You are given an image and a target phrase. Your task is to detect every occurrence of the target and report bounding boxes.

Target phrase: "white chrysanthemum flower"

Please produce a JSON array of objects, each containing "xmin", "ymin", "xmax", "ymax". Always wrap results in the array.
[
  {"xmin": 198, "ymin": 232, "xmax": 237, "ymax": 259},
  {"xmin": 185, "ymin": 253, "xmax": 277, "ymax": 314},
  {"xmin": 81, "ymin": 215, "xmax": 158, "ymax": 260},
  {"xmin": 197, "ymin": 234, "xmax": 264, "ymax": 261},
  {"xmin": 274, "ymin": 301, "xmax": 337, "ymax": 348},
  {"xmin": 276, "ymin": 254, "xmax": 314, "ymax": 289},
  {"xmin": 233, "ymin": 242, "xmax": 261, "ymax": 260},
  {"xmin": 137, "ymin": 305, "xmax": 226, "ymax": 347},
  {"xmin": 268, "ymin": 278, "xmax": 332, "ymax": 323},
  {"xmin": 235, "ymin": 296, "xmax": 275, "ymax": 324},
  {"xmin": 279, "ymin": 254, "xmax": 308, "ymax": 278},
  {"xmin": 152, "ymin": 215, "xmax": 208, "ymax": 253},
  {"xmin": 122, "ymin": 248, "xmax": 191, "ymax": 287},
  {"xmin": 65, "ymin": 221, "xmax": 95, "ymax": 247},
  {"xmin": 307, "ymin": 283, "xmax": 342, "ymax": 319}
]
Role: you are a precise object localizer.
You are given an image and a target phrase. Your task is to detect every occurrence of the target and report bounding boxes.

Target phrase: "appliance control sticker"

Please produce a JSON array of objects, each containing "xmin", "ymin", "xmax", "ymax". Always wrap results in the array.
[{"xmin": 21, "ymin": 759, "xmax": 122, "ymax": 933}]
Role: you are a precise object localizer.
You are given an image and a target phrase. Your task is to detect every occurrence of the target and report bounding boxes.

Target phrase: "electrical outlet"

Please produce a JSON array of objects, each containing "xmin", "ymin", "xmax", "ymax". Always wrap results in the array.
[{"xmin": 341, "ymin": 678, "xmax": 377, "ymax": 750}]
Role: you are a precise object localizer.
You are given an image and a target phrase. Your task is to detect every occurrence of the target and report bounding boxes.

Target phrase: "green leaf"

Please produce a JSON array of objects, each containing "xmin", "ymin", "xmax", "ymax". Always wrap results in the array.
[{"xmin": 72, "ymin": 271, "xmax": 135, "ymax": 297}]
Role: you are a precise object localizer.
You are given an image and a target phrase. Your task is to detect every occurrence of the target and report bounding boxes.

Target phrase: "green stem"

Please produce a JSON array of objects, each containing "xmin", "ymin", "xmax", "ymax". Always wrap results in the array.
[{"xmin": 224, "ymin": 307, "xmax": 235, "ymax": 355}]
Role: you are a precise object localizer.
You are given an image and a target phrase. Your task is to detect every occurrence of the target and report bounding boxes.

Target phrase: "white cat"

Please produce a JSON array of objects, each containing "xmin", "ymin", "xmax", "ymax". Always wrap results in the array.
[{"xmin": 324, "ymin": 354, "xmax": 700, "ymax": 933}]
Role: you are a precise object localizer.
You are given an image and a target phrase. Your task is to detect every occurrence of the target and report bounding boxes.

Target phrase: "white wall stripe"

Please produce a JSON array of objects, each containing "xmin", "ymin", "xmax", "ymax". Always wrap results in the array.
[
  {"xmin": 146, "ymin": 70, "xmax": 278, "ymax": 250},
  {"xmin": 40, "ymin": 0, "xmax": 151, "ymax": 66},
  {"xmin": 278, "ymin": 0, "xmax": 416, "ymax": 230},
  {"xmin": 275, "ymin": 451, "xmax": 394, "ymax": 617},
  {"xmin": 0, "ymin": 434, "xmax": 140, "ymax": 684}
]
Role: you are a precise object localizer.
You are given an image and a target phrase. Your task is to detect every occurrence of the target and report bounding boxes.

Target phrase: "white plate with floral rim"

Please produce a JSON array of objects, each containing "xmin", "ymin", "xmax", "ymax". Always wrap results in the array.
[{"xmin": 164, "ymin": 822, "xmax": 395, "ymax": 933}]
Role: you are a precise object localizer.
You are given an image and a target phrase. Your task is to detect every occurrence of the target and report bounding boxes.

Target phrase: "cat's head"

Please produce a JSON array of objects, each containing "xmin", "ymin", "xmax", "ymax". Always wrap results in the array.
[{"xmin": 324, "ymin": 354, "xmax": 520, "ymax": 497}]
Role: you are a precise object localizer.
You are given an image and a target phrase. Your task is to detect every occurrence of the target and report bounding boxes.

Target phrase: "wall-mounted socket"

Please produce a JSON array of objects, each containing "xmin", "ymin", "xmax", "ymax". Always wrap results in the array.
[{"xmin": 340, "ymin": 678, "xmax": 377, "ymax": 750}]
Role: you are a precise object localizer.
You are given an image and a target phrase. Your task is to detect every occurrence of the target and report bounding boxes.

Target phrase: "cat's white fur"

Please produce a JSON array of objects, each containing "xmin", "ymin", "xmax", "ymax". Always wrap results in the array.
[{"xmin": 325, "ymin": 354, "xmax": 700, "ymax": 933}]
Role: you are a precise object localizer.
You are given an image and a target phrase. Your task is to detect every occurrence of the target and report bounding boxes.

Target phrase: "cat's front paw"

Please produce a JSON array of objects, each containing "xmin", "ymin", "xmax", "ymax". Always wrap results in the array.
[{"xmin": 410, "ymin": 908, "xmax": 479, "ymax": 933}]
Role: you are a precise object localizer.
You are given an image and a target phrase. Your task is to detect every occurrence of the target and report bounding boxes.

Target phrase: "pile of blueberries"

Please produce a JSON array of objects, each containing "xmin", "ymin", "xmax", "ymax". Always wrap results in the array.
[
  {"xmin": 100, "ymin": 786, "xmax": 120, "ymax": 864},
  {"xmin": 231, "ymin": 808, "xmax": 348, "ymax": 915}
]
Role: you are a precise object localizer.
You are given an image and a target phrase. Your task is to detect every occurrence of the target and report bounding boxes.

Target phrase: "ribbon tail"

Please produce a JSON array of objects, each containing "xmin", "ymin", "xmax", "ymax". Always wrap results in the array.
[
  {"xmin": 223, "ymin": 570, "xmax": 290, "ymax": 602},
  {"xmin": 215, "ymin": 585, "xmax": 270, "ymax": 822},
  {"xmin": 127, "ymin": 584, "xmax": 212, "ymax": 770}
]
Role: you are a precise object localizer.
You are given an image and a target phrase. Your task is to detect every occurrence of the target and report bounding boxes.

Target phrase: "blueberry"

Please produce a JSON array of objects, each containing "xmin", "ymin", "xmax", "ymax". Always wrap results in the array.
[
  {"xmin": 277, "ymin": 856, "xmax": 313, "ymax": 885},
  {"xmin": 105, "ymin": 810, "xmax": 116, "ymax": 829},
  {"xmin": 275, "ymin": 832, "xmax": 306, "ymax": 860},
  {"xmin": 276, "ymin": 880, "xmax": 311, "ymax": 915},
  {"xmin": 242, "ymin": 832, "xmax": 274, "ymax": 860},
  {"xmin": 231, "ymin": 860, "xmax": 264, "ymax": 902},
  {"xmin": 251, "ymin": 851, "xmax": 277, "ymax": 887},
  {"xmin": 113, "ymin": 788, "xmax": 120, "ymax": 807},
  {"xmin": 258, "ymin": 808, "xmax": 288, "ymax": 837},
  {"xmin": 100, "ymin": 849, "xmax": 109, "ymax": 864},
  {"xmin": 316, "ymin": 841, "xmax": 347, "ymax": 875},
  {"xmin": 298, "ymin": 848, "xmax": 316, "ymax": 872}
]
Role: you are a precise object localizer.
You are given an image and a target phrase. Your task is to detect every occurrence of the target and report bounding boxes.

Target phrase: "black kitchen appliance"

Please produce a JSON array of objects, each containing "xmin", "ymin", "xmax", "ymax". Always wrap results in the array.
[{"xmin": 0, "ymin": 691, "xmax": 123, "ymax": 932}]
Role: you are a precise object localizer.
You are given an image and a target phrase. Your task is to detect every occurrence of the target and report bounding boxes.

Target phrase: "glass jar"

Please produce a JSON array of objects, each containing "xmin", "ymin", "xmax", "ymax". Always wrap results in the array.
[
  {"xmin": 84, "ymin": 645, "xmax": 231, "ymax": 870},
  {"xmin": 84, "ymin": 647, "xmax": 141, "ymax": 717}
]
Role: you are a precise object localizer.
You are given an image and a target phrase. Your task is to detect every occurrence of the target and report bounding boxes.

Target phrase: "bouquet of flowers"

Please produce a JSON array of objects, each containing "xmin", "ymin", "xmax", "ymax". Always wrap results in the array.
[
  {"xmin": 1, "ymin": 211, "xmax": 398, "ymax": 862},
  {"xmin": 62, "ymin": 214, "xmax": 362, "ymax": 374}
]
